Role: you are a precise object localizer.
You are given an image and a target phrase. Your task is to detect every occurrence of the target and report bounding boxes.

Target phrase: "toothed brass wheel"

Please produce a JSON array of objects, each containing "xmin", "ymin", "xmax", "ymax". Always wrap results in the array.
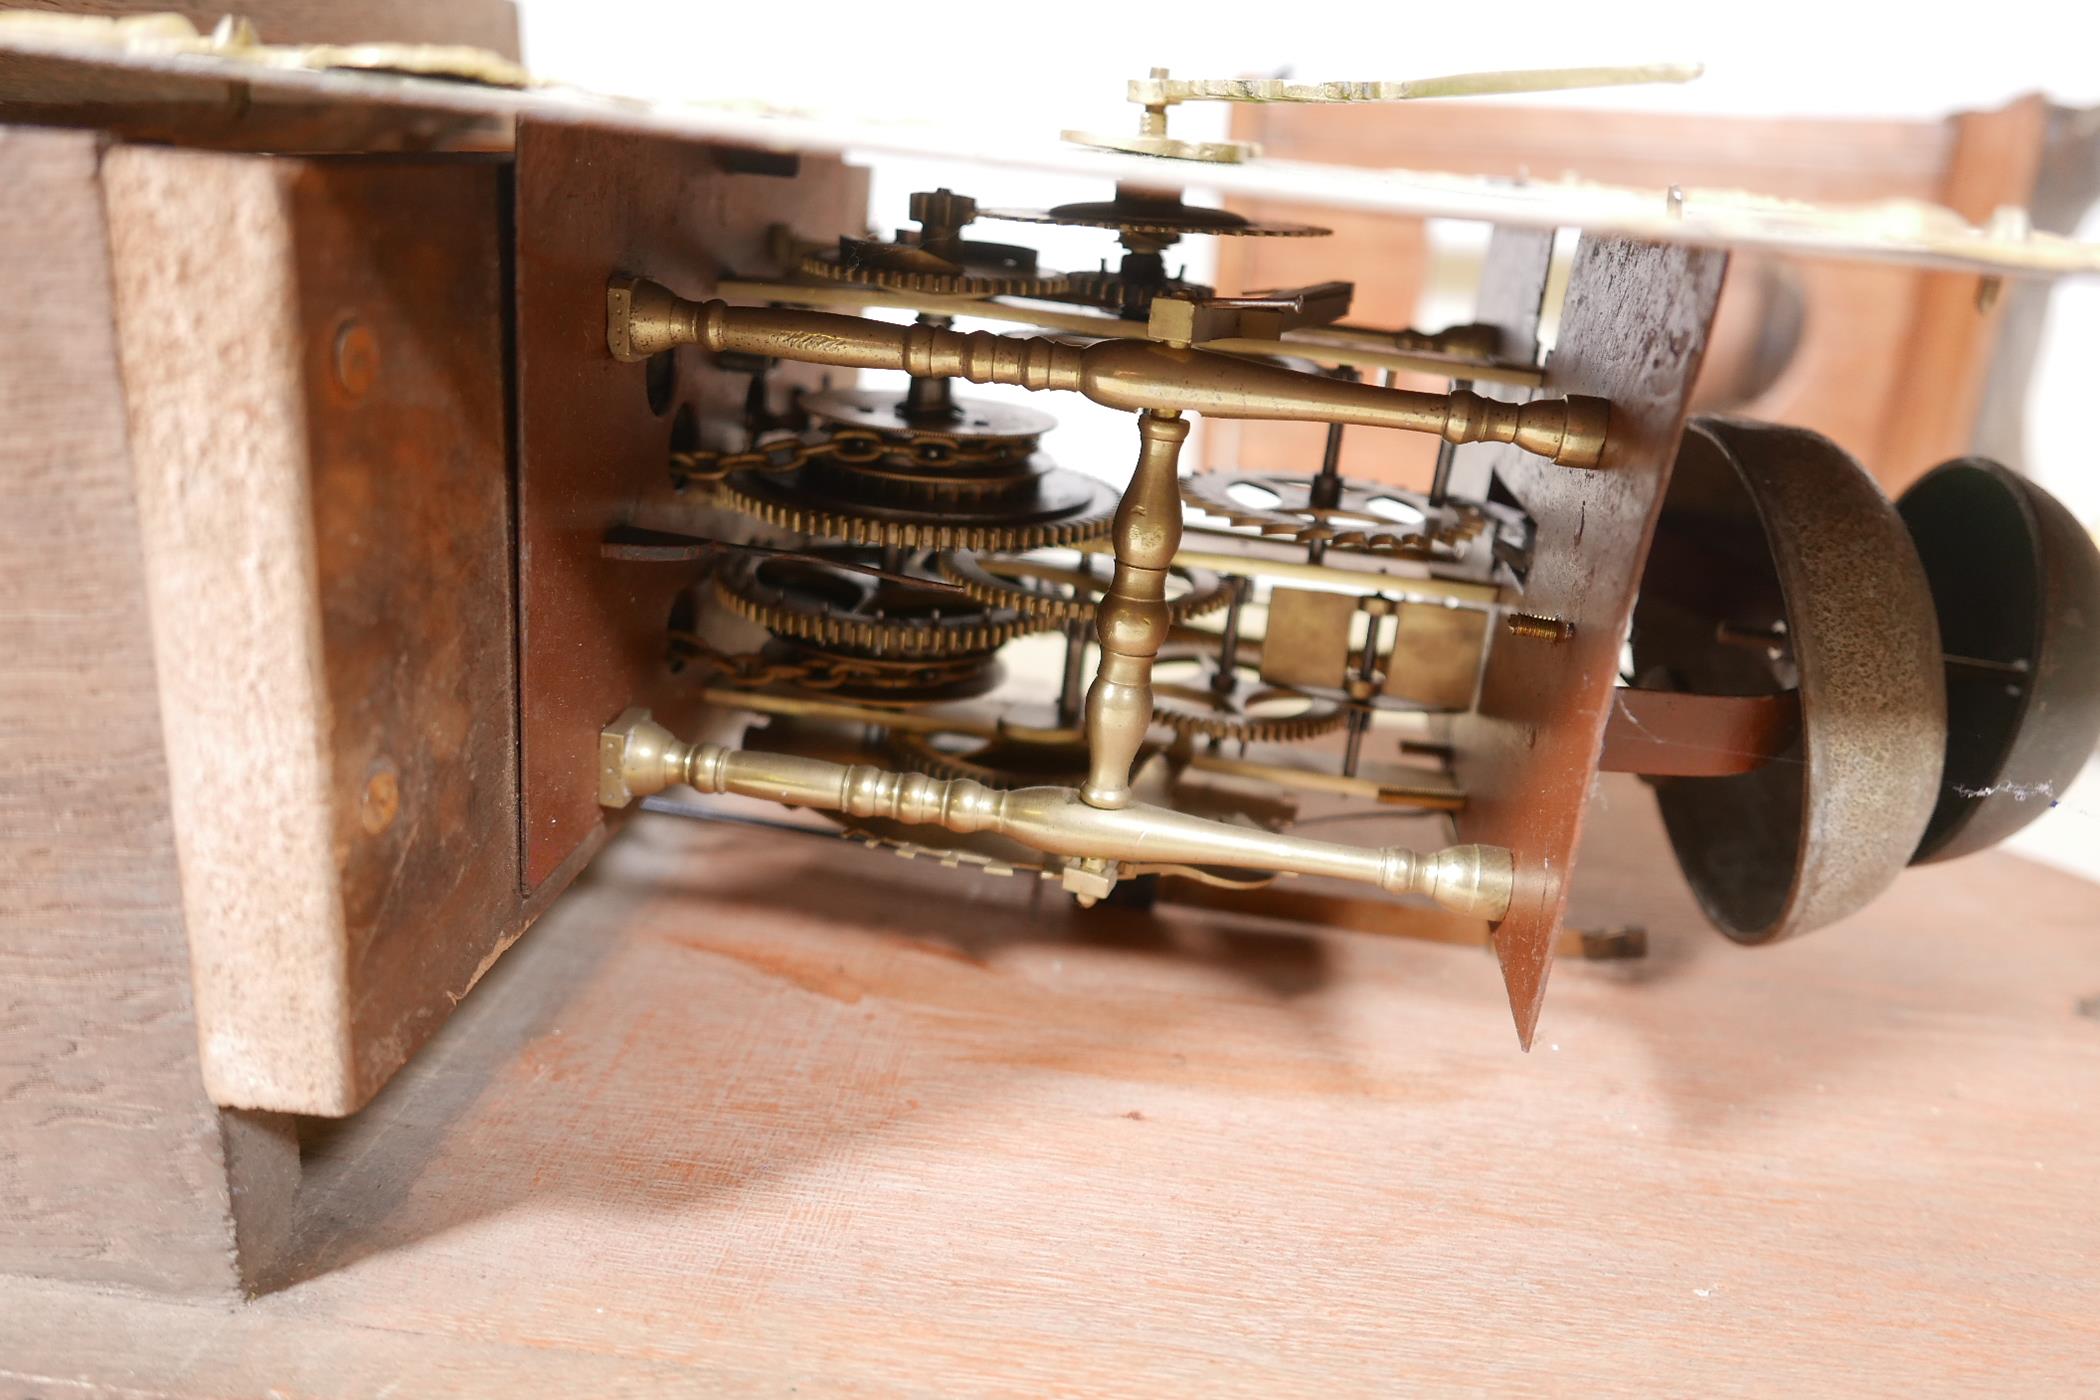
[
  {"xmin": 937, "ymin": 548, "xmax": 1231, "ymax": 626},
  {"xmin": 799, "ymin": 236, "xmax": 1072, "ymax": 299},
  {"xmin": 978, "ymin": 196, "xmax": 1328, "ymax": 239},
  {"xmin": 712, "ymin": 547, "xmax": 1049, "ymax": 659},
  {"xmin": 716, "ymin": 466, "xmax": 1118, "ymax": 552},
  {"xmin": 710, "ymin": 405, "xmax": 1116, "ymax": 552},
  {"xmin": 1150, "ymin": 656, "xmax": 1345, "ymax": 743}
]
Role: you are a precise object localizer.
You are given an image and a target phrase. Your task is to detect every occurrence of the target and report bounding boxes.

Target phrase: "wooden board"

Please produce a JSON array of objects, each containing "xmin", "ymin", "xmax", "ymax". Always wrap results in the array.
[
  {"xmin": 5, "ymin": 777, "xmax": 2098, "ymax": 1390},
  {"xmin": 1452, "ymin": 237, "xmax": 1728, "ymax": 1047},
  {"xmin": 512, "ymin": 119, "xmax": 866, "ymax": 889},
  {"xmin": 105, "ymin": 146, "xmax": 528, "ymax": 1114},
  {"xmin": 0, "ymin": 126, "xmax": 289, "ymax": 1299}
]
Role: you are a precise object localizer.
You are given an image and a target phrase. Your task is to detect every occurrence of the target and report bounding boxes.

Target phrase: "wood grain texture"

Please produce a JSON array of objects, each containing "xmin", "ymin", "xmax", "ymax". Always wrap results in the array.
[
  {"xmin": 6, "ymin": 779, "xmax": 2099, "ymax": 1392},
  {"xmin": 107, "ymin": 147, "xmax": 528, "ymax": 1115},
  {"xmin": 1452, "ymin": 237, "xmax": 1728, "ymax": 1046},
  {"xmin": 513, "ymin": 121, "xmax": 866, "ymax": 888},
  {"xmin": 0, "ymin": 126, "xmax": 270, "ymax": 1299}
]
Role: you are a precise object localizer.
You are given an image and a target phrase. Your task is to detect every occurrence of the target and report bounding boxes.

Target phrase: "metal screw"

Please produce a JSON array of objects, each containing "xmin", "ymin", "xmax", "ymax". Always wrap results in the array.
[{"xmin": 1505, "ymin": 611, "xmax": 1575, "ymax": 643}]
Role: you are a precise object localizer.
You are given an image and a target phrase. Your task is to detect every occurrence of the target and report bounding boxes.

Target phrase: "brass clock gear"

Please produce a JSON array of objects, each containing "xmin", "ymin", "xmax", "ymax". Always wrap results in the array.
[
  {"xmin": 979, "ymin": 184, "xmax": 1327, "ymax": 319},
  {"xmin": 710, "ymin": 386, "xmax": 1116, "ymax": 552},
  {"xmin": 937, "ymin": 547, "xmax": 1232, "ymax": 626},
  {"xmin": 712, "ymin": 547, "xmax": 1049, "ymax": 659},
  {"xmin": 715, "ymin": 461, "xmax": 1117, "ymax": 552},
  {"xmin": 798, "ymin": 187, "xmax": 1071, "ymax": 299},
  {"xmin": 977, "ymin": 192, "xmax": 1328, "ymax": 240},
  {"xmin": 1181, "ymin": 470, "xmax": 1492, "ymax": 558},
  {"xmin": 1150, "ymin": 655, "xmax": 1346, "ymax": 744}
]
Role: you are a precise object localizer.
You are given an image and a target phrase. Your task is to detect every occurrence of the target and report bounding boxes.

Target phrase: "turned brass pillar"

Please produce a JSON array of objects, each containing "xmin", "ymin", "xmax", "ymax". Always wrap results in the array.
[{"xmin": 1082, "ymin": 409, "xmax": 1187, "ymax": 808}]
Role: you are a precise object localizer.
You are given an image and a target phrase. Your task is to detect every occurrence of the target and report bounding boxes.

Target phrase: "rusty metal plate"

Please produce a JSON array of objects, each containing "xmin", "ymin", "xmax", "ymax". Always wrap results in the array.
[
  {"xmin": 514, "ymin": 120, "xmax": 865, "ymax": 889},
  {"xmin": 1450, "ymin": 236, "xmax": 1728, "ymax": 1048},
  {"xmin": 1630, "ymin": 419, "xmax": 1944, "ymax": 943},
  {"xmin": 1899, "ymin": 457, "xmax": 2100, "ymax": 862}
]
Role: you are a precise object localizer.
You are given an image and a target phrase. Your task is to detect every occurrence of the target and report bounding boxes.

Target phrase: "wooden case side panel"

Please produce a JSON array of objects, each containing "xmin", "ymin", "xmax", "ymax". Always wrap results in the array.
[
  {"xmin": 0, "ymin": 126, "xmax": 249, "ymax": 1298},
  {"xmin": 103, "ymin": 143, "xmax": 356, "ymax": 1112},
  {"xmin": 1451, "ymin": 237, "xmax": 1727, "ymax": 1047}
]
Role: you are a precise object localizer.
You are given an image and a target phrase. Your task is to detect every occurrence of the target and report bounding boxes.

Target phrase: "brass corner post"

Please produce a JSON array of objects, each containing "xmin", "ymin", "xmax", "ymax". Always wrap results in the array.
[
  {"xmin": 1082, "ymin": 409, "xmax": 1187, "ymax": 808},
  {"xmin": 604, "ymin": 277, "xmax": 1610, "ymax": 467},
  {"xmin": 598, "ymin": 709, "xmax": 1516, "ymax": 920}
]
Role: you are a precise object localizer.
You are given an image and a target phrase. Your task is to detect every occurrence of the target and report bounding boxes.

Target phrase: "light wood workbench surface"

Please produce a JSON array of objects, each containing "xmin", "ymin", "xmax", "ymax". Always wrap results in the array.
[{"xmin": 4, "ymin": 777, "xmax": 2097, "ymax": 1395}]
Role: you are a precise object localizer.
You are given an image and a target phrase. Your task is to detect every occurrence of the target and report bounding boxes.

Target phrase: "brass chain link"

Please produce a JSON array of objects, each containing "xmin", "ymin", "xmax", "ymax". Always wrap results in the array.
[{"xmin": 670, "ymin": 426, "xmax": 1023, "ymax": 490}]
